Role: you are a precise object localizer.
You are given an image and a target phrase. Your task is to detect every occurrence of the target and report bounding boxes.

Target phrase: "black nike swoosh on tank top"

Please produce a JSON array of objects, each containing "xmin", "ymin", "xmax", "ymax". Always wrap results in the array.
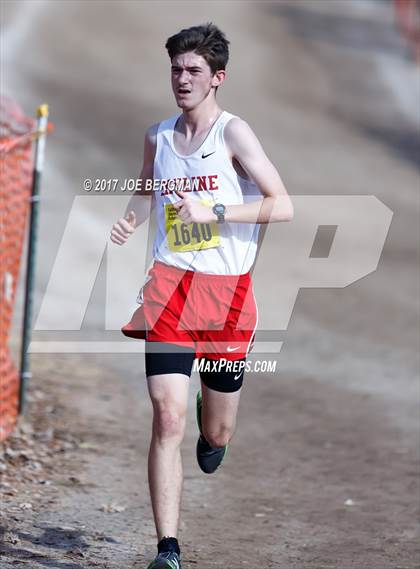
[{"xmin": 201, "ymin": 151, "xmax": 216, "ymax": 159}]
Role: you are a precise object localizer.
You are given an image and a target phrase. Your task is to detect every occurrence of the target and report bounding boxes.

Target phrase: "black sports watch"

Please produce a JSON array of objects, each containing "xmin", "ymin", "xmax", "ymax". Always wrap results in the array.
[{"xmin": 212, "ymin": 203, "xmax": 226, "ymax": 224}]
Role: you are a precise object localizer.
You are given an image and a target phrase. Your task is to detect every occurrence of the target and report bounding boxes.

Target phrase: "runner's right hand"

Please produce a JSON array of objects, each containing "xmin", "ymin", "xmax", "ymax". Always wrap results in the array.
[{"xmin": 110, "ymin": 211, "xmax": 137, "ymax": 245}]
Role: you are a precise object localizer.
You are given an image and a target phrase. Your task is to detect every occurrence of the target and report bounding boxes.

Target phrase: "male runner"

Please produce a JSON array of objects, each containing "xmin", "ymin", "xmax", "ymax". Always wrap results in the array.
[{"xmin": 110, "ymin": 23, "xmax": 293, "ymax": 569}]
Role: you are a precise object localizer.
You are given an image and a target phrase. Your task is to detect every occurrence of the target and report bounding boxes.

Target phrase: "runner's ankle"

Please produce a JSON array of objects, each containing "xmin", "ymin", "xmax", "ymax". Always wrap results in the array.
[{"xmin": 158, "ymin": 536, "xmax": 180, "ymax": 556}]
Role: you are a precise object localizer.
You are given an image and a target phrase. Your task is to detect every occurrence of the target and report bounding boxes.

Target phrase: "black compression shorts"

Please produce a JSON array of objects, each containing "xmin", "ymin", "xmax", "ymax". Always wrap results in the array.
[{"xmin": 145, "ymin": 342, "xmax": 245, "ymax": 393}]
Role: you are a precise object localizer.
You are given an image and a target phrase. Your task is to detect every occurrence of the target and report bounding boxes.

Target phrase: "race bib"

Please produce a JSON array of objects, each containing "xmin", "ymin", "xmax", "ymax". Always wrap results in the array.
[{"xmin": 165, "ymin": 200, "xmax": 220, "ymax": 253}]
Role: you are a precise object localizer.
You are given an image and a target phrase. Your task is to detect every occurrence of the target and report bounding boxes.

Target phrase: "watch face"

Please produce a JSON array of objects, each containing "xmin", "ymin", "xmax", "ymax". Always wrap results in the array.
[{"xmin": 213, "ymin": 203, "xmax": 225, "ymax": 215}]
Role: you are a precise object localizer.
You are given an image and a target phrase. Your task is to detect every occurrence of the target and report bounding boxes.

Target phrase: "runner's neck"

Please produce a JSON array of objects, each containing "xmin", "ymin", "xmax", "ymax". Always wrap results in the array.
[{"xmin": 178, "ymin": 104, "xmax": 223, "ymax": 138}]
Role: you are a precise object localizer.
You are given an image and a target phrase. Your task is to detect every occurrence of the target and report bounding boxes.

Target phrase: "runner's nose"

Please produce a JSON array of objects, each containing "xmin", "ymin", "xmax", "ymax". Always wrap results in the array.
[{"xmin": 178, "ymin": 69, "xmax": 191, "ymax": 83}]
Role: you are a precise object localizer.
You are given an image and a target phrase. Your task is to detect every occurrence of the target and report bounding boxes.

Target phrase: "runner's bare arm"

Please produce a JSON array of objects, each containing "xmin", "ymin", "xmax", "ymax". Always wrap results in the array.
[
  {"xmin": 110, "ymin": 124, "xmax": 157, "ymax": 245},
  {"xmin": 223, "ymin": 118, "xmax": 293, "ymax": 223}
]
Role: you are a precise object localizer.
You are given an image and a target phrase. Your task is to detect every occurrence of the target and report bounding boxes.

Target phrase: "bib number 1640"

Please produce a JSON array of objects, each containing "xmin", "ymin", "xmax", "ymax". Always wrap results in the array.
[
  {"xmin": 171, "ymin": 222, "xmax": 212, "ymax": 246},
  {"xmin": 165, "ymin": 202, "xmax": 220, "ymax": 252}
]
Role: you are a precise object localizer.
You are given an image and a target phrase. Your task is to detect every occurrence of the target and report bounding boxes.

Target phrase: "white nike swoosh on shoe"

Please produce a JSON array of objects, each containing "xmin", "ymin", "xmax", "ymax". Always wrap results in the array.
[
  {"xmin": 159, "ymin": 553, "xmax": 179, "ymax": 569},
  {"xmin": 227, "ymin": 346, "xmax": 240, "ymax": 352}
]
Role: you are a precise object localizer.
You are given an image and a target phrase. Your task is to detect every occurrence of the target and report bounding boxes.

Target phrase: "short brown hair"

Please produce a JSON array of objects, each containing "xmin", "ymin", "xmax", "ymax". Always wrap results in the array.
[{"xmin": 165, "ymin": 23, "xmax": 230, "ymax": 74}]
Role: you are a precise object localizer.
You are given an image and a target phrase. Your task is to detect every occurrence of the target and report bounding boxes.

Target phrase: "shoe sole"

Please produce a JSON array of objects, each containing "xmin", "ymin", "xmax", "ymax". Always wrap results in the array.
[{"xmin": 146, "ymin": 560, "xmax": 180, "ymax": 569}]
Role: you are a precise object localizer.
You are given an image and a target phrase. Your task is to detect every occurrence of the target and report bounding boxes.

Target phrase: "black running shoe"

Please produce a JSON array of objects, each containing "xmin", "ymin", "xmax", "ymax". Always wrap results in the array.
[
  {"xmin": 196, "ymin": 390, "xmax": 228, "ymax": 474},
  {"xmin": 146, "ymin": 551, "xmax": 182, "ymax": 569}
]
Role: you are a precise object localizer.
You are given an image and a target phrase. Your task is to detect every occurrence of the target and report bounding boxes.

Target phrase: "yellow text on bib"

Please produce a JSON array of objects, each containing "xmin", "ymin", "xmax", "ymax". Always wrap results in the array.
[{"xmin": 165, "ymin": 200, "xmax": 220, "ymax": 253}]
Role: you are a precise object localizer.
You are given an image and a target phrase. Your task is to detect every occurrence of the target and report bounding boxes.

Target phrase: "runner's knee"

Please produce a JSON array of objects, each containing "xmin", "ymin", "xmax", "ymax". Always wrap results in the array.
[
  {"xmin": 152, "ymin": 402, "xmax": 186, "ymax": 443},
  {"xmin": 203, "ymin": 424, "xmax": 234, "ymax": 448}
]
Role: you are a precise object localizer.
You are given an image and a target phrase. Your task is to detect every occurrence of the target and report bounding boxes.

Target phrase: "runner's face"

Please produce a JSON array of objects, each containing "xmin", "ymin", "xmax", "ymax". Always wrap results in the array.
[{"xmin": 171, "ymin": 52, "xmax": 223, "ymax": 110}]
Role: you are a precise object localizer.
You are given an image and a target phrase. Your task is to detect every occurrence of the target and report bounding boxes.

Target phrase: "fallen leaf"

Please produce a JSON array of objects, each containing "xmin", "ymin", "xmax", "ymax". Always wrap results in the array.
[
  {"xmin": 100, "ymin": 503, "xmax": 126, "ymax": 513},
  {"xmin": 3, "ymin": 532, "xmax": 20, "ymax": 544},
  {"xmin": 78, "ymin": 442, "xmax": 98, "ymax": 450}
]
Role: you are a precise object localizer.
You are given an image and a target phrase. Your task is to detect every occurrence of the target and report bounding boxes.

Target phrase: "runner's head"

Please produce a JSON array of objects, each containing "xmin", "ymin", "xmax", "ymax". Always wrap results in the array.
[{"xmin": 165, "ymin": 23, "xmax": 229, "ymax": 109}]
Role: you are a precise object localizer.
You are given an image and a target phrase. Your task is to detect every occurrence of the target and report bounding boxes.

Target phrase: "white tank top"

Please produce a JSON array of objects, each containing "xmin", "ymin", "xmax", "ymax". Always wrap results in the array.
[{"xmin": 152, "ymin": 111, "xmax": 261, "ymax": 275}]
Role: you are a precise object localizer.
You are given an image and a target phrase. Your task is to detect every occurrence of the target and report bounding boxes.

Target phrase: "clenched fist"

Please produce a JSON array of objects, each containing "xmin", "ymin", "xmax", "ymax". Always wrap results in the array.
[
  {"xmin": 110, "ymin": 210, "xmax": 137, "ymax": 245},
  {"xmin": 172, "ymin": 189, "xmax": 217, "ymax": 224}
]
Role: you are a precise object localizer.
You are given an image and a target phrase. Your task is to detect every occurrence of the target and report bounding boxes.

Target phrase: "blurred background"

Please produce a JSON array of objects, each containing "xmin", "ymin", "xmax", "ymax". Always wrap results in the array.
[{"xmin": 1, "ymin": 1, "xmax": 419, "ymax": 568}]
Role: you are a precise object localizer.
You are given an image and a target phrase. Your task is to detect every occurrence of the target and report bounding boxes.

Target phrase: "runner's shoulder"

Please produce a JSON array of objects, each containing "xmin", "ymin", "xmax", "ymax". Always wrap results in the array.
[
  {"xmin": 225, "ymin": 116, "xmax": 250, "ymax": 136},
  {"xmin": 145, "ymin": 123, "xmax": 159, "ymax": 146},
  {"xmin": 224, "ymin": 117, "xmax": 259, "ymax": 153},
  {"xmin": 141, "ymin": 123, "xmax": 159, "ymax": 167}
]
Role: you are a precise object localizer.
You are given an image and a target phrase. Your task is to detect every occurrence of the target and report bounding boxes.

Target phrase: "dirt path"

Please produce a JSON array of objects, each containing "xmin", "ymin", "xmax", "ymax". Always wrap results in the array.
[
  {"xmin": 1, "ymin": 1, "xmax": 419, "ymax": 568},
  {"xmin": 1, "ymin": 351, "xmax": 418, "ymax": 568}
]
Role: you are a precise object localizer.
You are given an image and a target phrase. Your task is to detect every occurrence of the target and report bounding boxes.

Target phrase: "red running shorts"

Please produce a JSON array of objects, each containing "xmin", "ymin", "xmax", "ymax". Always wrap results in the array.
[{"xmin": 122, "ymin": 260, "xmax": 258, "ymax": 361}]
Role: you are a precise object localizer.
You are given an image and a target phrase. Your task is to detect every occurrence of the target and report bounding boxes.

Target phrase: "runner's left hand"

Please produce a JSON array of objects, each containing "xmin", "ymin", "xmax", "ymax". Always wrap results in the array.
[{"xmin": 172, "ymin": 189, "xmax": 216, "ymax": 224}]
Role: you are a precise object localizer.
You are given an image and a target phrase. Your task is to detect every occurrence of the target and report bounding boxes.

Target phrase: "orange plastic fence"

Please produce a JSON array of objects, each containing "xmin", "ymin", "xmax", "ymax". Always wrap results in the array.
[
  {"xmin": 394, "ymin": 0, "xmax": 420, "ymax": 62},
  {"xmin": 0, "ymin": 97, "xmax": 35, "ymax": 441}
]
